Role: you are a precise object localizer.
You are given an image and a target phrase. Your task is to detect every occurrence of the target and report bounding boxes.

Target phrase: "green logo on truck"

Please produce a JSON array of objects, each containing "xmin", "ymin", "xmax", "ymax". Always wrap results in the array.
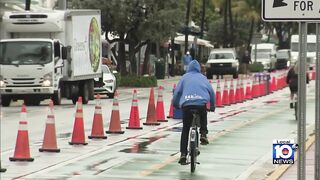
[{"xmin": 89, "ymin": 17, "xmax": 100, "ymax": 72}]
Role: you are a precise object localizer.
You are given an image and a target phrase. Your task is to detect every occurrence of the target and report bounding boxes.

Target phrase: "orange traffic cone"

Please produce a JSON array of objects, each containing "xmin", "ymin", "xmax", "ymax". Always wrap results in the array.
[
  {"xmin": 270, "ymin": 76, "xmax": 276, "ymax": 93},
  {"xmin": 69, "ymin": 97, "xmax": 88, "ymax": 145},
  {"xmin": 167, "ymin": 84, "xmax": 176, "ymax": 118},
  {"xmin": 106, "ymin": 91, "xmax": 125, "ymax": 134},
  {"xmin": 235, "ymin": 79, "xmax": 241, "ymax": 103},
  {"xmin": 245, "ymin": 78, "xmax": 252, "ymax": 100},
  {"xmin": 156, "ymin": 86, "xmax": 168, "ymax": 122},
  {"xmin": 222, "ymin": 79, "xmax": 230, "ymax": 106},
  {"xmin": 126, "ymin": 89, "xmax": 143, "ymax": 129},
  {"xmin": 143, "ymin": 88, "xmax": 161, "ymax": 125},
  {"xmin": 9, "ymin": 104, "xmax": 34, "ymax": 162},
  {"xmin": 88, "ymin": 94, "xmax": 107, "ymax": 139},
  {"xmin": 229, "ymin": 79, "xmax": 235, "ymax": 104},
  {"xmin": 215, "ymin": 80, "xmax": 223, "ymax": 107},
  {"xmin": 39, "ymin": 100, "xmax": 60, "ymax": 152},
  {"xmin": 240, "ymin": 78, "xmax": 245, "ymax": 102}
]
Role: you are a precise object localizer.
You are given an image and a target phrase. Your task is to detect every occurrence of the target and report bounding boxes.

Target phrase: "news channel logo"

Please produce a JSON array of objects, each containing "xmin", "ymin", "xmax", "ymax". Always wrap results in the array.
[{"xmin": 273, "ymin": 139, "xmax": 298, "ymax": 164}]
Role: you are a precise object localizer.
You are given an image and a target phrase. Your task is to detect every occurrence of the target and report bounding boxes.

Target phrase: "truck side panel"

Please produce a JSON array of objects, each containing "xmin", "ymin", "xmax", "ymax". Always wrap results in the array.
[{"xmin": 70, "ymin": 14, "xmax": 101, "ymax": 80}]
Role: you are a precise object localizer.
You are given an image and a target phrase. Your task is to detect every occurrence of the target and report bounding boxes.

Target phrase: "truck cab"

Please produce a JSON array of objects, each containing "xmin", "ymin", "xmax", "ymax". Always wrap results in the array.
[{"xmin": 205, "ymin": 48, "xmax": 239, "ymax": 79}]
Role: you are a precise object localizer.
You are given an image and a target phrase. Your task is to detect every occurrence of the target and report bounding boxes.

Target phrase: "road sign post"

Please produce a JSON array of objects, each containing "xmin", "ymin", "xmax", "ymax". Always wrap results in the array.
[
  {"xmin": 297, "ymin": 22, "xmax": 307, "ymax": 180},
  {"xmin": 316, "ymin": 23, "xmax": 320, "ymax": 180}
]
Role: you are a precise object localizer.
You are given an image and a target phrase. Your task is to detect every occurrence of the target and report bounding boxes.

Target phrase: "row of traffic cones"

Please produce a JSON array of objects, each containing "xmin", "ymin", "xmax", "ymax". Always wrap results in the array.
[
  {"xmin": 7, "ymin": 86, "xmax": 168, "ymax": 162},
  {"xmin": 214, "ymin": 71, "xmax": 288, "ymax": 107}
]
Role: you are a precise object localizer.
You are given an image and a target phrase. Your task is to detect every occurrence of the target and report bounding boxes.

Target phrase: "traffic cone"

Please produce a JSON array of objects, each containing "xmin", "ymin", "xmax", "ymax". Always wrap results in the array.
[
  {"xmin": 229, "ymin": 79, "xmax": 235, "ymax": 104},
  {"xmin": 245, "ymin": 78, "xmax": 252, "ymax": 100},
  {"xmin": 270, "ymin": 76, "xmax": 276, "ymax": 93},
  {"xmin": 88, "ymin": 94, "xmax": 107, "ymax": 139},
  {"xmin": 222, "ymin": 79, "xmax": 230, "ymax": 106},
  {"xmin": 240, "ymin": 78, "xmax": 245, "ymax": 102},
  {"xmin": 9, "ymin": 104, "xmax": 34, "ymax": 162},
  {"xmin": 143, "ymin": 88, "xmax": 160, "ymax": 125},
  {"xmin": 126, "ymin": 89, "xmax": 143, "ymax": 129},
  {"xmin": 156, "ymin": 86, "xmax": 168, "ymax": 122},
  {"xmin": 69, "ymin": 97, "xmax": 88, "ymax": 145},
  {"xmin": 215, "ymin": 80, "xmax": 223, "ymax": 107},
  {"xmin": 235, "ymin": 79, "xmax": 241, "ymax": 103},
  {"xmin": 39, "ymin": 100, "xmax": 60, "ymax": 152},
  {"xmin": 106, "ymin": 91, "xmax": 125, "ymax": 134},
  {"xmin": 167, "ymin": 84, "xmax": 176, "ymax": 118}
]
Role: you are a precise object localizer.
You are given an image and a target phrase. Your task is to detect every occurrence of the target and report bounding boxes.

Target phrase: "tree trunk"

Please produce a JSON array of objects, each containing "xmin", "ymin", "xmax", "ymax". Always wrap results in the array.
[
  {"xmin": 228, "ymin": 0, "xmax": 234, "ymax": 47},
  {"xmin": 129, "ymin": 42, "xmax": 137, "ymax": 75},
  {"xmin": 223, "ymin": 0, "xmax": 228, "ymax": 47},
  {"xmin": 247, "ymin": 18, "xmax": 254, "ymax": 51},
  {"xmin": 142, "ymin": 41, "xmax": 151, "ymax": 75},
  {"xmin": 118, "ymin": 34, "xmax": 127, "ymax": 76}
]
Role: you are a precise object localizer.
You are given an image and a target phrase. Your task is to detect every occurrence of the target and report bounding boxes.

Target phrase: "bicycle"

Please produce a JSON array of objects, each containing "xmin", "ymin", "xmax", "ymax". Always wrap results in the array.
[{"xmin": 187, "ymin": 109, "xmax": 201, "ymax": 173}]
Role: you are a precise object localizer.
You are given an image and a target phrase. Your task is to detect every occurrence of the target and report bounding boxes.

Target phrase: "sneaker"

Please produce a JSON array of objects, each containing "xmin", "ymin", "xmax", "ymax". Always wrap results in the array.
[
  {"xmin": 200, "ymin": 135, "xmax": 209, "ymax": 145},
  {"xmin": 290, "ymin": 102, "xmax": 293, "ymax": 109},
  {"xmin": 178, "ymin": 154, "xmax": 187, "ymax": 165}
]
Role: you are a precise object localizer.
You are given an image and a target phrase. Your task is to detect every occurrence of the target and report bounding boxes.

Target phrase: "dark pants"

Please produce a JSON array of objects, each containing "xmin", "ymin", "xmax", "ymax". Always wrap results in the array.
[{"xmin": 180, "ymin": 105, "xmax": 208, "ymax": 154}]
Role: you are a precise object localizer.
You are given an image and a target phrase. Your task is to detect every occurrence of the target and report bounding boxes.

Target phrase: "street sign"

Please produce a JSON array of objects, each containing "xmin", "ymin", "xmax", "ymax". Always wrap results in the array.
[{"xmin": 262, "ymin": 0, "xmax": 320, "ymax": 21}]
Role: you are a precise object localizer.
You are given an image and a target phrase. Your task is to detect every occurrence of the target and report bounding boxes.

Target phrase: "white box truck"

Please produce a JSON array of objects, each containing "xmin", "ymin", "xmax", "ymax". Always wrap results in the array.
[
  {"xmin": 290, "ymin": 34, "xmax": 316, "ymax": 70},
  {"xmin": 250, "ymin": 43, "xmax": 277, "ymax": 71},
  {"xmin": 0, "ymin": 9, "xmax": 102, "ymax": 106}
]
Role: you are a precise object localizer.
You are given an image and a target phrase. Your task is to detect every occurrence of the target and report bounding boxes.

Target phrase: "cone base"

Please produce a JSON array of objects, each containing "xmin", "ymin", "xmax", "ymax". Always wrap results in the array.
[
  {"xmin": 126, "ymin": 127, "xmax": 143, "ymax": 130},
  {"xmin": 105, "ymin": 131, "xmax": 125, "ymax": 134},
  {"xmin": 157, "ymin": 119, "xmax": 168, "ymax": 122},
  {"xmin": 69, "ymin": 142, "xmax": 88, "ymax": 145},
  {"xmin": 9, "ymin": 157, "xmax": 34, "ymax": 162},
  {"xmin": 166, "ymin": 116, "xmax": 173, "ymax": 118},
  {"xmin": 143, "ymin": 122, "xmax": 160, "ymax": 126},
  {"xmin": 88, "ymin": 135, "xmax": 108, "ymax": 139},
  {"xmin": 39, "ymin": 148, "xmax": 61, "ymax": 153},
  {"xmin": 0, "ymin": 168, "xmax": 6, "ymax": 173}
]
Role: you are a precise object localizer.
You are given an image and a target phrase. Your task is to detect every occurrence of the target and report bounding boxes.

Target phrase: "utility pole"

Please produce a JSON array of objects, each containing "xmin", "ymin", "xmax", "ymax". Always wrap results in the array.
[
  {"xmin": 197, "ymin": 0, "xmax": 206, "ymax": 61},
  {"xmin": 184, "ymin": 0, "xmax": 192, "ymax": 54}
]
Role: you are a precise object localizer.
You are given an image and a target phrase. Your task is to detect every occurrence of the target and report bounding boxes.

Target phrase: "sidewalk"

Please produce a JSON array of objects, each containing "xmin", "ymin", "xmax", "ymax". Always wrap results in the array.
[{"xmin": 279, "ymin": 143, "xmax": 315, "ymax": 180}]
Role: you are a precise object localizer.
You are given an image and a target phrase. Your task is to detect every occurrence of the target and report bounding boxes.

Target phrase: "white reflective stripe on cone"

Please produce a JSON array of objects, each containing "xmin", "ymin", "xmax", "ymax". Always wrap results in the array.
[
  {"xmin": 19, "ymin": 121, "xmax": 28, "ymax": 131},
  {"xmin": 46, "ymin": 115, "xmax": 55, "ymax": 124},
  {"xmin": 95, "ymin": 107, "xmax": 102, "ymax": 114}
]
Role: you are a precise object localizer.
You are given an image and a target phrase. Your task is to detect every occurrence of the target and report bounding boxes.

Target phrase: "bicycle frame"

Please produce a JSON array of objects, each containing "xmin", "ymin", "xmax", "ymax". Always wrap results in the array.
[{"xmin": 187, "ymin": 109, "xmax": 201, "ymax": 173}]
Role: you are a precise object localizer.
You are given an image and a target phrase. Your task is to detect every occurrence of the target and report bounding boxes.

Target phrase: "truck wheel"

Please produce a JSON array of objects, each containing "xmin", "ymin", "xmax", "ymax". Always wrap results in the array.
[
  {"xmin": 72, "ymin": 97, "xmax": 78, "ymax": 105},
  {"xmin": 206, "ymin": 72, "xmax": 212, "ymax": 79},
  {"xmin": 1, "ymin": 96, "xmax": 11, "ymax": 107},
  {"xmin": 53, "ymin": 88, "xmax": 62, "ymax": 105},
  {"xmin": 81, "ymin": 82, "xmax": 89, "ymax": 104},
  {"xmin": 233, "ymin": 73, "xmax": 238, "ymax": 79},
  {"xmin": 107, "ymin": 93, "xmax": 115, "ymax": 98}
]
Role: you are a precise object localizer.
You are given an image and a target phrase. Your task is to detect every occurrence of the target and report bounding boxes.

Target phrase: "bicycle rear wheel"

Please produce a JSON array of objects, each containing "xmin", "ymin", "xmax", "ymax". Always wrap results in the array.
[{"xmin": 190, "ymin": 141, "xmax": 196, "ymax": 173}]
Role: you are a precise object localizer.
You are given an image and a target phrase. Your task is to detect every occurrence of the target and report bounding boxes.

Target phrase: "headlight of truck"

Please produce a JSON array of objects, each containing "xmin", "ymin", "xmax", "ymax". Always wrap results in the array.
[
  {"xmin": 0, "ymin": 75, "xmax": 5, "ymax": 87},
  {"xmin": 105, "ymin": 79, "xmax": 114, "ymax": 83},
  {"xmin": 232, "ymin": 62, "xmax": 239, "ymax": 67},
  {"xmin": 42, "ymin": 73, "xmax": 53, "ymax": 87}
]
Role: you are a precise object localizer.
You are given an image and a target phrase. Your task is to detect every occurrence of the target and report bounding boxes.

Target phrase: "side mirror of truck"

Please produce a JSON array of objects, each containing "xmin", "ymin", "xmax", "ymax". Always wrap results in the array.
[{"xmin": 62, "ymin": 47, "xmax": 68, "ymax": 60}]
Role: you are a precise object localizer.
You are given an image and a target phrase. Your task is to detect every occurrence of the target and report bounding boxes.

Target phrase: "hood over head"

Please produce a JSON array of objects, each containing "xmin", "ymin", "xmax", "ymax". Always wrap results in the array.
[{"xmin": 187, "ymin": 60, "xmax": 201, "ymax": 73}]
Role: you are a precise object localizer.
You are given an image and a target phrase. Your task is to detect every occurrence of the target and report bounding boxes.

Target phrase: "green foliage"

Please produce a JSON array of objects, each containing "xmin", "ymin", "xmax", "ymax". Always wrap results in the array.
[
  {"xmin": 249, "ymin": 62, "xmax": 264, "ymax": 72},
  {"xmin": 119, "ymin": 75, "xmax": 157, "ymax": 87}
]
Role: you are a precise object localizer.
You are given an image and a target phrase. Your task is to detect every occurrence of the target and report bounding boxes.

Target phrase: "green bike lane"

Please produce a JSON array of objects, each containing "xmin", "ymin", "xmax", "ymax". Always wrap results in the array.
[{"xmin": 20, "ymin": 86, "xmax": 316, "ymax": 180}]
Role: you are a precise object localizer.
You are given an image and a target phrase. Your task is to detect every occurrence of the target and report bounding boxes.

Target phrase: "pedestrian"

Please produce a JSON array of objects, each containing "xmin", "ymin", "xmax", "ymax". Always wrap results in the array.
[
  {"xmin": 241, "ymin": 50, "xmax": 251, "ymax": 76},
  {"xmin": 182, "ymin": 51, "xmax": 192, "ymax": 73},
  {"xmin": 173, "ymin": 60, "xmax": 216, "ymax": 165}
]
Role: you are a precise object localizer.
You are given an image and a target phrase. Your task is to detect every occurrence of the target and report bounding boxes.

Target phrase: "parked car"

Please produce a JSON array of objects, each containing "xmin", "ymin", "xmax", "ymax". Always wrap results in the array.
[
  {"xmin": 276, "ymin": 49, "xmax": 291, "ymax": 70},
  {"xmin": 94, "ymin": 65, "xmax": 117, "ymax": 98},
  {"xmin": 205, "ymin": 48, "xmax": 239, "ymax": 79}
]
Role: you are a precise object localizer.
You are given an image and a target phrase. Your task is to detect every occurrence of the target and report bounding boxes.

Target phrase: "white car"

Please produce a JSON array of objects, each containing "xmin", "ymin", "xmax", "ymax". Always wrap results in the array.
[{"xmin": 94, "ymin": 65, "xmax": 117, "ymax": 98}]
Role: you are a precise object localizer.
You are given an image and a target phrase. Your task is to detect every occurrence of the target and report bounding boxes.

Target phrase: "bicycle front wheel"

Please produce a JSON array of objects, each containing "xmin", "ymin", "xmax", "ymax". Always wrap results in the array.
[{"xmin": 190, "ymin": 141, "xmax": 196, "ymax": 173}]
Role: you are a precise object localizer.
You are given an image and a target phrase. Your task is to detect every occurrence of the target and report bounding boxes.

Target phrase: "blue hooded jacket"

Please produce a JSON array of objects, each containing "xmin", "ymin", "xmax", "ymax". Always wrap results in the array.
[{"xmin": 173, "ymin": 60, "xmax": 215, "ymax": 110}]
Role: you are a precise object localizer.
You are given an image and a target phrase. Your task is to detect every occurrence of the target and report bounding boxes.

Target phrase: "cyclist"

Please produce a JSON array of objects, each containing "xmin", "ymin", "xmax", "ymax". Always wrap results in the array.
[
  {"xmin": 173, "ymin": 60, "xmax": 216, "ymax": 165},
  {"xmin": 286, "ymin": 62, "xmax": 309, "ymax": 108}
]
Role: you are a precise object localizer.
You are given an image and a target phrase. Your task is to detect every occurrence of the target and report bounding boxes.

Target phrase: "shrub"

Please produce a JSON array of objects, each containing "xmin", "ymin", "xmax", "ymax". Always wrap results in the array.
[
  {"xmin": 249, "ymin": 62, "xmax": 264, "ymax": 72},
  {"xmin": 119, "ymin": 75, "xmax": 157, "ymax": 87}
]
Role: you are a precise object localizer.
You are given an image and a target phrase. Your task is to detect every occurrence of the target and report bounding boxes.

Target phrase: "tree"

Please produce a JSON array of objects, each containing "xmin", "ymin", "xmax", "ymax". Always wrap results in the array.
[{"xmin": 72, "ymin": 0, "xmax": 184, "ymax": 75}]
